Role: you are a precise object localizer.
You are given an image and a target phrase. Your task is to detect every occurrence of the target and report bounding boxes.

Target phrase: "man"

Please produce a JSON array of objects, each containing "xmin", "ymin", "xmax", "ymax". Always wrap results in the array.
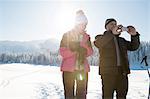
[
  {"xmin": 59, "ymin": 10, "xmax": 93, "ymax": 99},
  {"xmin": 141, "ymin": 56, "xmax": 148, "ymax": 66},
  {"xmin": 94, "ymin": 18, "xmax": 140, "ymax": 99}
]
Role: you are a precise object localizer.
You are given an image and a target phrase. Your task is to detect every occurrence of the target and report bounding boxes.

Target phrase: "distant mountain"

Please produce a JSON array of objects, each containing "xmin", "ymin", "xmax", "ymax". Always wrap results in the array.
[
  {"xmin": 0, "ymin": 38, "xmax": 59, "ymax": 53},
  {"xmin": 39, "ymin": 39, "xmax": 60, "ymax": 52}
]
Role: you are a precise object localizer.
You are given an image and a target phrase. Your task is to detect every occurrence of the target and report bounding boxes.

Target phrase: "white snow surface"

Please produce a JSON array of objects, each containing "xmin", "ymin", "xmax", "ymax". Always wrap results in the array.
[{"xmin": 0, "ymin": 64, "xmax": 149, "ymax": 99}]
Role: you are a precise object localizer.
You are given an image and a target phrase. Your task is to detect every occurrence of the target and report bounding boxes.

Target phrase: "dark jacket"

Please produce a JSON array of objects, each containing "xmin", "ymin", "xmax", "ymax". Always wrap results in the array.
[{"xmin": 94, "ymin": 31, "xmax": 140, "ymax": 75}]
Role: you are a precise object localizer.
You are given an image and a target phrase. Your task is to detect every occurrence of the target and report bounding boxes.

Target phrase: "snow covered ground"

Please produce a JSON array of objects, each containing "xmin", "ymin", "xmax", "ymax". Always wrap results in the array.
[{"xmin": 0, "ymin": 64, "xmax": 149, "ymax": 99}]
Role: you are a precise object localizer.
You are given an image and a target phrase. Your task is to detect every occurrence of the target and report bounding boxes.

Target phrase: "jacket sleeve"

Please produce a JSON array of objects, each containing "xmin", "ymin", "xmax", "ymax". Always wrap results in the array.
[
  {"xmin": 94, "ymin": 31, "xmax": 114, "ymax": 48},
  {"xmin": 126, "ymin": 33, "xmax": 140, "ymax": 51},
  {"xmin": 80, "ymin": 34, "xmax": 93, "ymax": 57},
  {"xmin": 59, "ymin": 33, "xmax": 76, "ymax": 59}
]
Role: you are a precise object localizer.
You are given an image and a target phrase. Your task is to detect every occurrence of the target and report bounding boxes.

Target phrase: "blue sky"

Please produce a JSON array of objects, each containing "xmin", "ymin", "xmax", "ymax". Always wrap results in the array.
[{"xmin": 0, "ymin": 0, "xmax": 149, "ymax": 41}]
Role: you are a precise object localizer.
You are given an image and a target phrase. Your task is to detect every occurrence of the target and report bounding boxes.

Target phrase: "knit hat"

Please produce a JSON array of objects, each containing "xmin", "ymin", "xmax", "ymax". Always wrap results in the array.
[
  {"xmin": 75, "ymin": 10, "xmax": 88, "ymax": 25},
  {"xmin": 105, "ymin": 18, "xmax": 117, "ymax": 29}
]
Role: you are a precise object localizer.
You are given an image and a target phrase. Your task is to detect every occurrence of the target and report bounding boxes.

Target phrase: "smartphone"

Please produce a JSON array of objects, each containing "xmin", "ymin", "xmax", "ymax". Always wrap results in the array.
[{"xmin": 122, "ymin": 27, "xmax": 128, "ymax": 32}]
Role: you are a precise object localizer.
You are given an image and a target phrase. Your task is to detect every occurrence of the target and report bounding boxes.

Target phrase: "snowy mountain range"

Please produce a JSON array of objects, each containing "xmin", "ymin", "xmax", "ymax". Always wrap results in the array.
[
  {"xmin": 0, "ymin": 39, "xmax": 149, "ymax": 70},
  {"xmin": 0, "ymin": 38, "xmax": 60, "ymax": 53}
]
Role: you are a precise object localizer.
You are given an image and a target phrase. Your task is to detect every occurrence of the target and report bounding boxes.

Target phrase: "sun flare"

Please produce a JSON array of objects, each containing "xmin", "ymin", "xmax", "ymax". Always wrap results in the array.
[{"xmin": 55, "ymin": 4, "xmax": 77, "ymax": 33}]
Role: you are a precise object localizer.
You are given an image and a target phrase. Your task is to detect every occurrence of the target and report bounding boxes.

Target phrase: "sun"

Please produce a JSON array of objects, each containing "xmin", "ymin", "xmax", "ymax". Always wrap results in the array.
[
  {"xmin": 55, "ymin": 3, "xmax": 76, "ymax": 33},
  {"xmin": 52, "ymin": 3, "xmax": 85, "ymax": 39}
]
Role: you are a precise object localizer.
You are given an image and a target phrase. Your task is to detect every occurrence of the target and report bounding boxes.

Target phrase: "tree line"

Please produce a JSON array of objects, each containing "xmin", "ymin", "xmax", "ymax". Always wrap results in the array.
[{"xmin": 0, "ymin": 41, "xmax": 150, "ymax": 66}]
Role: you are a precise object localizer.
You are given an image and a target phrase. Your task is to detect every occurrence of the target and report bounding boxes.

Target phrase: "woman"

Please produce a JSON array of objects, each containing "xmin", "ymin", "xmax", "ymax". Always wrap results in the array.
[{"xmin": 59, "ymin": 10, "xmax": 93, "ymax": 99}]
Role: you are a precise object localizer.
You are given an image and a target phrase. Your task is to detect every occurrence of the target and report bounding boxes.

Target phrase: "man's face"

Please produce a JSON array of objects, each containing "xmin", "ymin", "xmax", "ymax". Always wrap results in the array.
[{"xmin": 106, "ymin": 21, "xmax": 117, "ymax": 31}]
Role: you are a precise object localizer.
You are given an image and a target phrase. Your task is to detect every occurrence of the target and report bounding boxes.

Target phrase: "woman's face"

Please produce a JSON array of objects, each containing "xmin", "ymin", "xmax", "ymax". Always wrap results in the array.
[
  {"xmin": 75, "ymin": 23, "xmax": 87, "ymax": 32},
  {"xmin": 106, "ymin": 21, "xmax": 117, "ymax": 31}
]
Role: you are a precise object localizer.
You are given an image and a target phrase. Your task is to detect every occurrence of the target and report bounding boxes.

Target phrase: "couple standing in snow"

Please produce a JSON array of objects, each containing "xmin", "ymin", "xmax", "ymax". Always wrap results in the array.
[{"xmin": 59, "ymin": 10, "xmax": 140, "ymax": 99}]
